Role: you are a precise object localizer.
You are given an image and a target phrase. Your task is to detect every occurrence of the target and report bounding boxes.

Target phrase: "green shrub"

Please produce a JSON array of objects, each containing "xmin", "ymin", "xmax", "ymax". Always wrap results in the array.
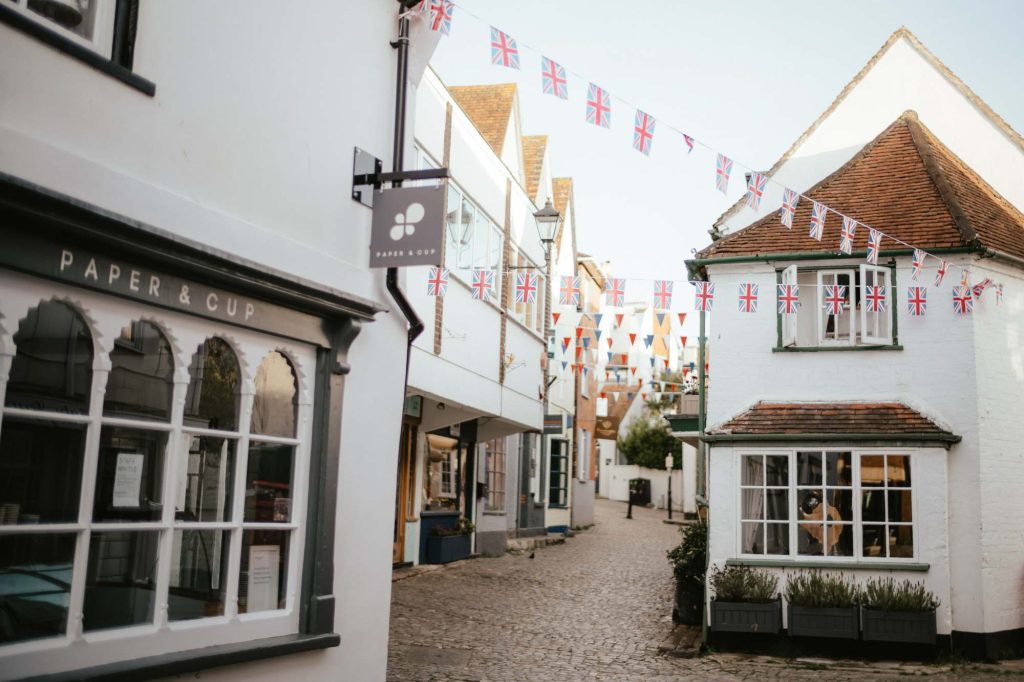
[
  {"xmin": 785, "ymin": 572, "xmax": 861, "ymax": 608},
  {"xmin": 667, "ymin": 522, "xmax": 707, "ymax": 591},
  {"xmin": 863, "ymin": 577, "xmax": 939, "ymax": 612},
  {"xmin": 710, "ymin": 566, "xmax": 778, "ymax": 603}
]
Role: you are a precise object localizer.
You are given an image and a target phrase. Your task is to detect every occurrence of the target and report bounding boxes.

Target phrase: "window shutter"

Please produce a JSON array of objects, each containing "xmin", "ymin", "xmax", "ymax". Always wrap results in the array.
[
  {"xmin": 859, "ymin": 264, "xmax": 893, "ymax": 345},
  {"xmin": 781, "ymin": 265, "xmax": 798, "ymax": 347}
]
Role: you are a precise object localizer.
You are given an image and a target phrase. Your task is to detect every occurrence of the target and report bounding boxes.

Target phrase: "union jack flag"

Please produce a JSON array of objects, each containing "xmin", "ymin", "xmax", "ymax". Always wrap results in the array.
[
  {"xmin": 428, "ymin": 0, "xmax": 453, "ymax": 35},
  {"xmin": 935, "ymin": 260, "xmax": 949, "ymax": 287},
  {"xmin": 559, "ymin": 275, "xmax": 581, "ymax": 306},
  {"xmin": 694, "ymin": 282, "xmax": 715, "ymax": 312},
  {"xmin": 605, "ymin": 277, "xmax": 625, "ymax": 307},
  {"xmin": 997, "ymin": 283, "xmax": 1004, "ymax": 305},
  {"xmin": 745, "ymin": 172, "xmax": 768, "ymax": 210},
  {"xmin": 777, "ymin": 284, "xmax": 799, "ymax": 314},
  {"xmin": 737, "ymin": 283, "xmax": 758, "ymax": 313},
  {"xmin": 683, "ymin": 134, "xmax": 694, "ymax": 154},
  {"xmin": 911, "ymin": 249, "xmax": 925, "ymax": 281},
  {"xmin": 715, "ymin": 154, "xmax": 733, "ymax": 194},
  {"xmin": 515, "ymin": 272, "xmax": 537, "ymax": 304},
  {"xmin": 953, "ymin": 286, "xmax": 974, "ymax": 314},
  {"xmin": 780, "ymin": 189, "xmax": 799, "ymax": 229},
  {"xmin": 972, "ymin": 278, "xmax": 993, "ymax": 298},
  {"xmin": 633, "ymin": 109, "xmax": 656, "ymax": 156},
  {"xmin": 809, "ymin": 202, "xmax": 826, "ymax": 241},
  {"xmin": 470, "ymin": 268, "xmax": 494, "ymax": 301},
  {"xmin": 960, "ymin": 268, "xmax": 971, "ymax": 288},
  {"xmin": 866, "ymin": 228, "xmax": 882, "ymax": 265},
  {"xmin": 906, "ymin": 286, "xmax": 927, "ymax": 316},
  {"xmin": 490, "ymin": 27, "xmax": 519, "ymax": 69},
  {"xmin": 865, "ymin": 285, "xmax": 887, "ymax": 313},
  {"xmin": 839, "ymin": 216, "xmax": 857, "ymax": 255},
  {"xmin": 586, "ymin": 83, "xmax": 611, "ymax": 128},
  {"xmin": 541, "ymin": 56, "xmax": 568, "ymax": 99},
  {"xmin": 652, "ymin": 280, "xmax": 673, "ymax": 309},
  {"xmin": 823, "ymin": 285, "xmax": 846, "ymax": 316},
  {"xmin": 427, "ymin": 267, "xmax": 449, "ymax": 297}
]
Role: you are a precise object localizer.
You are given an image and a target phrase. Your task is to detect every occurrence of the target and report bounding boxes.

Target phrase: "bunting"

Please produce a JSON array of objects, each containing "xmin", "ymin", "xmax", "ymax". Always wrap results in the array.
[
  {"xmin": 715, "ymin": 154, "xmax": 733, "ymax": 194},
  {"xmin": 809, "ymin": 202, "xmax": 826, "ymax": 241},
  {"xmin": 541, "ymin": 56, "xmax": 568, "ymax": 99},
  {"xmin": 866, "ymin": 229, "xmax": 882, "ymax": 265},
  {"xmin": 737, "ymin": 283, "xmax": 758, "ymax": 313},
  {"xmin": 907, "ymin": 286, "xmax": 927, "ymax": 316},
  {"xmin": 605, "ymin": 278, "xmax": 625, "ymax": 307},
  {"xmin": 559, "ymin": 275, "xmax": 581, "ymax": 306},
  {"xmin": 694, "ymin": 282, "xmax": 715, "ymax": 312},
  {"xmin": 428, "ymin": 0, "xmax": 453, "ymax": 35},
  {"xmin": 953, "ymin": 286, "xmax": 974, "ymax": 315},
  {"xmin": 427, "ymin": 267, "xmax": 449, "ymax": 297},
  {"xmin": 865, "ymin": 285, "xmax": 887, "ymax": 313},
  {"xmin": 489, "ymin": 27, "xmax": 519, "ymax": 69},
  {"xmin": 515, "ymin": 272, "xmax": 538, "ymax": 304},
  {"xmin": 777, "ymin": 284, "xmax": 799, "ymax": 314},
  {"xmin": 780, "ymin": 189, "xmax": 799, "ymax": 229},
  {"xmin": 935, "ymin": 260, "xmax": 949, "ymax": 287},
  {"xmin": 683, "ymin": 134, "xmax": 694, "ymax": 153},
  {"xmin": 745, "ymin": 172, "xmax": 768, "ymax": 210},
  {"xmin": 823, "ymin": 285, "xmax": 846, "ymax": 316},
  {"xmin": 912, "ymin": 249, "xmax": 925, "ymax": 281},
  {"xmin": 839, "ymin": 216, "xmax": 857, "ymax": 255},
  {"xmin": 586, "ymin": 83, "xmax": 611, "ymax": 128},
  {"xmin": 470, "ymin": 268, "xmax": 494, "ymax": 301},
  {"xmin": 633, "ymin": 109, "xmax": 656, "ymax": 156},
  {"xmin": 652, "ymin": 280, "xmax": 673, "ymax": 309}
]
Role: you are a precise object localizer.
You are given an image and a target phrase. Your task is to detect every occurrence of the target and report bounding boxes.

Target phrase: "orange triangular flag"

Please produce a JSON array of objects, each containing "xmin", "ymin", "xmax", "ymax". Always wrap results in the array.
[
  {"xmin": 663, "ymin": 359, "xmax": 669, "ymax": 369},
  {"xmin": 677, "ymin": 313, "xmax": 687, "ymax": 327},
  {"xmin": 606, "ymin": 337, "xmax": 613, "ymax": 348},
  {"xmin": 614, "ymin": 313, "xmax": 624, "ymax": 328},
  {"xmin": 552, "ymin": 312, "xmax": 561, "ymax": 326},
  {"xmin": 630, "ymin": 367, "xmax": 637, "ymax": 376},
  {"xmin": 680, "ymin": 335, "xmax": 687, "ymax": 347},
  {"xmin": 628, "ymin": 333, "xmax": 637, "ymax": 346},
  {"xmin": 575, "ymin": 326, "xmax": 583, "ymax": 339}
]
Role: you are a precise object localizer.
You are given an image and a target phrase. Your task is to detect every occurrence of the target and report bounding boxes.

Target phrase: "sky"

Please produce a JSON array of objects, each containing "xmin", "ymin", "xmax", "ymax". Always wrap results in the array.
[{"xmin": 427, "ymin": 0, "xmax": 1024, "ymax": 293}]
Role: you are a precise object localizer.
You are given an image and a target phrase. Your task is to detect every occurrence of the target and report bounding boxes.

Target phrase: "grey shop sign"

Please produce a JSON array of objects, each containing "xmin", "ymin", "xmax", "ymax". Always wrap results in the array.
[{"xmin": 369, "ymin": 185, "xmax": 445, "ymax": 269}]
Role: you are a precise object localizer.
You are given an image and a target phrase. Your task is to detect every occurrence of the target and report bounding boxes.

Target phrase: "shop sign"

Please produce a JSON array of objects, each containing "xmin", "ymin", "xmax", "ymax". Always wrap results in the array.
[
  {"xmin": 369, "ymin": 185, "xmax": 445, "ymax": 268},
  {"xmin": 544, "ymin": 414, "xmax": 564, "ymax": 434}
]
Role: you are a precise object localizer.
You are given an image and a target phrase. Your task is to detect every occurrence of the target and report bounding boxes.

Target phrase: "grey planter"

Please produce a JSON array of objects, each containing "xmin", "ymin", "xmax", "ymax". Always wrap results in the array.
[
  {"xmin": 425, "ymin": 534, "xmax": 470, "ymax": 564},
  {"xmin": 674, "ymin": 582, "xmax": 703, "ymax": 625},
  {"xmin": 711, "ymin": 599, "xmax": 781, "ymax": 634},
  {"xmin": 861, "ymin": 607, "xmax": 937, "ymax": 644},
  {"xmin": 787, "ymin": 605, "xmax": 859, "ymax": 640}
]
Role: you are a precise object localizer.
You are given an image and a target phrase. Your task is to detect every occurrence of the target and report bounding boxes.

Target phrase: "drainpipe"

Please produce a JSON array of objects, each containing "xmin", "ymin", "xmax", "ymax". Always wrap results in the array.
[
  {"xmin": 388, "ymin": 9, "xmax": 425, "ymax": 383},
  {"xmin": 697, "ymin": 306, "xmax": 709, "ymax": 646}
]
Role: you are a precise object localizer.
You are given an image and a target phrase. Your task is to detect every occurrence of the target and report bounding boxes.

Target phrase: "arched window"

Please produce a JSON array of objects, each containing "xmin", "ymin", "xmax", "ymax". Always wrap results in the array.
[
  {"xmin": 250, "ymin": 351, "xmax": 298, "ymax": 438},
  {"xmin": 104, "ymin": 321, "xmax": 175, "ymax": 421},
  {"xmin": 184, "ymin": 338, "xmax": 240, "ymax": 432}
]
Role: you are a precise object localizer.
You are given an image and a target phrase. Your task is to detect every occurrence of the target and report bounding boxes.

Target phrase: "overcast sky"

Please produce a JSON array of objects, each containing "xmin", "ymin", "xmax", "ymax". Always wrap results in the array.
[{"xmin": 427, "ymin": 0, "xmax": 1024, "ymax": 306}]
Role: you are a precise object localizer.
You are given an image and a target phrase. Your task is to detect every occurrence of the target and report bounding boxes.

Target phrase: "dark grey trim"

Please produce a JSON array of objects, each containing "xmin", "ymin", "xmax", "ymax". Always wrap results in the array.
[
  {"xmin": 110, "ymin": 0, "xmax": 139, "ymax": 70},
  {"xmin": 726, "ymin": 557, "xmax": 929, "ymax": 572},
  {"xmin": 773, "ymin": 344, "xmax": 904, "ymax": 352},
  {"xmin": 25, "ymin": 633, "xmax": 340, "ymax": 682},
  {"xmin": 0, "ymin": 3, "xmax": 155, "ymax": 96}
]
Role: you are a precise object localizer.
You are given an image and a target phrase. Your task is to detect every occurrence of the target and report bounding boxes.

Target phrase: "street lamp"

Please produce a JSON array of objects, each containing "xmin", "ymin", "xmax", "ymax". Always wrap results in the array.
[{"xmin": 533, "ymin": 198, "xmax": 562, "ymax": 520}]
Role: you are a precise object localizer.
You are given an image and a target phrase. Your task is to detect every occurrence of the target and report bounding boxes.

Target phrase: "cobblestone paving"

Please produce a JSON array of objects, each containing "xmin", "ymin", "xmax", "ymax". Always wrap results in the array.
[{"xmin": 387, "ymin": 498, "xmax": 1020, "ymax": 681}]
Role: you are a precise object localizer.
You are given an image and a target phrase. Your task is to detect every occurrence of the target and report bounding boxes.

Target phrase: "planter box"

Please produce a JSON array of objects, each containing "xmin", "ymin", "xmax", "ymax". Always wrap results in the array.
[
  {"xmin": 425, "ymin": 534, "xmax": 470, "ymax": 564},
  {"xmin": 861, "ymin": 607, "xmax": 936, "ymax": 644},
  {"xmin": 674, "ymin": 582, "xmax": 703, "ymax": 625},
  {"xmin": 711, "ymin": 599, "xmax": 781, "ymax": 634},
  {"xmin": 787, "ymin": 605, "xmax": 859, "ymax": 640}
]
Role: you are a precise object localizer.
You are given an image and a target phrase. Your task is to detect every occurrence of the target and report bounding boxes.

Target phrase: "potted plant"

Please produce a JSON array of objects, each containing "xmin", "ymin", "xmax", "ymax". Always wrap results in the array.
[
  {"xmin": 861, "ymin": 577, "xmax": 939, "ymax": 644},
  {"xmin": 710, "ymin": 565, "xmax": 781, "ymax": 633},
  {"xmin": 666, "ymin": 522, "xmax": 706, "ymax": 625},
  {"xmin": 785, "ymin": 572, "xmax": 861, "ymax": 639},
  {"xmin": 425, "ymin": 517, "xmax": 474, "ymax": 564}
]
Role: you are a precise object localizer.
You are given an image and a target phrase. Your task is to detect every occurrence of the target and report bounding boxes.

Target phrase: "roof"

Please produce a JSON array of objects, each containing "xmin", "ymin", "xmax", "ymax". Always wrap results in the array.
[
  {"xmin": 552, "ymin": 177, "xmax": 575, "ymax": 259},
  {"xmin": 448, "ymin": 83, "xmax": 517, "ymax": 156},
  {"xmin": 713, "ymin": 27, "xmax": 1024, "ymax": 230},
  {"xmin": 696, "ymin": 112, "xmax": 1024, "ymax": 261},
  {"xmin": 522, "ymin": 135, "xmax": 547, "ymax": 201},
  {"xmin": 708, "ymin": 401, "xmax": 957, "ymax": 440}
]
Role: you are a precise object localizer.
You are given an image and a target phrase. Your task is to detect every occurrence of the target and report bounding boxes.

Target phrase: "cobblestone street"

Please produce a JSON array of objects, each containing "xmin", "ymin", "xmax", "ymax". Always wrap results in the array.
[{"xmin": 387, "ymin": 498, "xmax": 1019, "ymax": 681}]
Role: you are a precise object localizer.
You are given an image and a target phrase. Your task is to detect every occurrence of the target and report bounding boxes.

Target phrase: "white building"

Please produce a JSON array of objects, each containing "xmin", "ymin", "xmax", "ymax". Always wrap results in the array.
[
  {"xmin": 690, "ymin": 29, "xmax": 1024, "ymax": 658},
  {"xmin": 0, "ymin": 1, "xmax": 440, "ymax": 679}
]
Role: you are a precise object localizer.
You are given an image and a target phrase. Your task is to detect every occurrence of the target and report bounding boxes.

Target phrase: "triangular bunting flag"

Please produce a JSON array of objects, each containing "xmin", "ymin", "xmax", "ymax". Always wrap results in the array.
[
  {"xmin": 582, "ymin": 337, "xmax": 591, "ymax": 350},
  {"xmin": 649, "ymin": 357, "xmax": 655, "ymax": 368},
  {"xmin": 680, "ymin": 335, "xmax": 687, "ymax": 347},
  {"xmin": 614, "ymin": 313, "xmax": 624, "ymax": 328},
  {"xmin": 606, "ymin": 337, "xmax": 613, "ymax": 349},
  {"xmin": 626, "ymin": 392, "xmax": 634, "ymax": 401},
  {"xmin": 595, "ymin": 329, "xmax": 603, "ymax": 342},
  {"xmin": 629, "ymin": 333, "xmax": 637, "ymax": 346},
  {"xmin": 552, "ymin": 312, "xmax": 561, "ymax": 326},
  {"xmin": 561, "ymin": 361, "xmax": 567, "ymax": 372},
  {"xmin": 606, "ymin": 351, "xmax": 614, "ymax": 363},
  {"xmin": 562, "ymin": 337, "xmax": 570, "ymax": 352},
  {"xmin": 644, "ymin": 334, "xmax": 654, "ymax": 348},
  {"xmin": 575, "ymin": 326, "xmax": 583, "ymax": 339},
  {"xmin": 594, "ymin": 313, "xmax": 603, "ymax": 328},
  {"xmin": 663, "ymin": 359, "xmax": 670, "ymax": 369},
  {"xmin": 655, "ymin": 312, "xmax": 666, "ymax": 327},
  {"xmin": 630, "ymin": 367, "xmax": 637, "ymax": 376}
]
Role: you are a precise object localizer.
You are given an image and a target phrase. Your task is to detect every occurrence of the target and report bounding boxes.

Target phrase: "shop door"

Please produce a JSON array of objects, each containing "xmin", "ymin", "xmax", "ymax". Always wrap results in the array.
[{"xmin": 393, "ymin": 421, "xmax": 416, "ymax": 564}]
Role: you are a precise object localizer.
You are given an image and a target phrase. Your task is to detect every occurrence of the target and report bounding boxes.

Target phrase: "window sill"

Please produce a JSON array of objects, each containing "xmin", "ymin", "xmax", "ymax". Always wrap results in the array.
[
  {"xmin": 27, "ymin": 632, "xmax": 340, "ymax": 682},
  {"xmin": 773, "ymin": 344, "xmax": 903, "ymax": 353},
  {"xmin": 0, "ymin": 4, "xmax": 156, "ymax": 96},
  {"xmin": 482, "ymin": 510, "xmax": 506, "ymax": 515},
  {"xmin": 726, "ymin": 558, "xmax": 929, "ymax": 572}
]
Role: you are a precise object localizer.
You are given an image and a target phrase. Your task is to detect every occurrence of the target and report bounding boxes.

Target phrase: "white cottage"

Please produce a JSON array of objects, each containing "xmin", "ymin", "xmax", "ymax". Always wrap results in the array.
[{"xmin": 689, "ymin": 30, "xmax": 1024, "ymax": 656}]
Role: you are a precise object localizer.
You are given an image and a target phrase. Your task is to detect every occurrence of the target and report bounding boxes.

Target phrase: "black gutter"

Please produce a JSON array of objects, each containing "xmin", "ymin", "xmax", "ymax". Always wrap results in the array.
[{"xmin": 387, "ymin": 7, "xmax": 425, "ymax": 382}]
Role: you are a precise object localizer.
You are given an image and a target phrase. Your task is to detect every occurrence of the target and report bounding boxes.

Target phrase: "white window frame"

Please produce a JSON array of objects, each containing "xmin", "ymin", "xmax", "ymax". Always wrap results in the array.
[
  {"xmin": 484, "ymin": 439, "xmax": 505, "ymax": 511},
  {"xmin": 780, "ymin": 265, "xmax": 798, "ymax": 347},
  {"xmin": 735, "ymin": 448, "xmax": 917, "ymax": 564},
  {"xmin": 0, "ymin": 282, "xmax": 315, "ymax": 676},
  {"xmin": 2, "ymin": 0, "xmax": 118, "ymax": 58},
  {"xmin": 859, "ymin": 264, "xmax": 893, "ymax": 345},
  {"xmin": 816, "ymin": 269, "xmax": 856, "ymax": 346}
]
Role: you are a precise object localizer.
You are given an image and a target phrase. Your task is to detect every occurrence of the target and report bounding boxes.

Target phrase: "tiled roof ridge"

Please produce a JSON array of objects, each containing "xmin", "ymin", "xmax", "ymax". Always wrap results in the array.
[
  {"xmin": 522, "ymin": 134, "xmax": 548, "ymax": 201},
  {"xmin": 709, "ymin": 400, "xmax": 956, "ymax": 437},
  {"xmin": 448, "ymin": 83, "xmax": 517, "ymax": 156},
  {"xmin": 711, "ymin": 26, "xmax": 1024, "ymax": 230}
]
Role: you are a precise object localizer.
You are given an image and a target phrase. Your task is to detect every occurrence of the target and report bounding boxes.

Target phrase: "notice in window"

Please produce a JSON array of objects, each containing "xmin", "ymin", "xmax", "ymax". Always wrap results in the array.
[
  {"xmin": 112, "ymin": 453, "xmax": 145, "ymax": 507},
  {"xmin": 248, "ymin": 545, "xmax": 280, "ymax": 612}
]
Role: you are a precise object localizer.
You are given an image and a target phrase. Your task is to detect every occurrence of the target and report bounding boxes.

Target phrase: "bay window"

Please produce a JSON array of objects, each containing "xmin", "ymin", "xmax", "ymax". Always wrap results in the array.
[{"xmin": 442, "ymin": 180, "xmax": 503, "ymax": 292}]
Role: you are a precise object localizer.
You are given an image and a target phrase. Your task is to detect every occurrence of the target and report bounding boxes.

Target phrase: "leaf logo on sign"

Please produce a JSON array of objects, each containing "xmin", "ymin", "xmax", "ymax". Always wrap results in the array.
[{"xmin": 391, "ymin": 202, "xmax": 426, "ymax": 241}]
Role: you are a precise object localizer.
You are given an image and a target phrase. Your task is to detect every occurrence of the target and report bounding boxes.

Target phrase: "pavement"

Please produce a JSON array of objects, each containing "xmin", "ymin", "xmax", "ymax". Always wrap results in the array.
[{"xmin": 387, "ymin": 497, "xmax": 1024, "ymax": 681}]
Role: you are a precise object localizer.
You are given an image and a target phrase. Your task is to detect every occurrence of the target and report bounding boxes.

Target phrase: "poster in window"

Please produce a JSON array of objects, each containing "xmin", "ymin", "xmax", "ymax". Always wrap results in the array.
[
  {"xmin": 112, "ymin": 453, "xmax": 145, "ymax": 507},
  {"xmin": 248, "ymin": 544, "xmax": 280, "ymax": 612}
]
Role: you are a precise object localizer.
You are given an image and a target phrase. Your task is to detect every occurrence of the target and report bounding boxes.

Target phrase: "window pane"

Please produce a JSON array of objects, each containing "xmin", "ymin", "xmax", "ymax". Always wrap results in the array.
[
  {"xmin": 169, "ymin": 529, "xmax": 230, "ymax": 621},
  {"xmin": 766, "ymin": 489, "xmax": 788, "ymax": 520},
  {"xmin": 93, "ymin": 427, "xmax": 167, "ymax": 522},
  {"xmin": 251, "ymin": 352, "xmax": 298, "ymax": 438},
  {"xmin": 741, "ymin": 488, "xmax": 764, "ymax": 520},
  {"xmin": 860, "ymin": 455, "xmax": 885, "ymax": 486},
  {"xmin": 862, "ymin": 490, "xmax": 885, "ymax": 522},
  {"xmin": 826, "ymin": 452, "xmax": 852, "ymax": 486},
  {"xmin": 797, "ymin": 522, "xmax": 825, "ymax": 556},
  {"xmin": 797, "ymin": 452, "xmax": 822, "ymax": 486},
  {"xmin": 765, "ymin": 456, "xmax": 788, "ymax": 485},
  {"xmin": 828, "ymin": 524, "xmax": 854, "ymax": 556},
  {"xmin": 27, "ymin": 0, "xmax": 99, "ymax": 40},
  {"xmin": 887, "ymin": 455, "xmax": 912, "ymax": 487},
  {"xmin": 176, "ymin": 436, "xmax": 236, "ymax": 522},
  {"xmin": 0, "ymin": 533, "xmax": 75, "ymax": 644},
  {"xmin": 862, "ymin": 525, "xmax": 886, "ymax": 557},
  {"xmin": 766, "ymin": 523, "xmax": 789, "ymax": 555},
  {"xmin": 244, "ymin": 443, "xmax": 294, "ymax": 523},
  {"xmin": 828, "ymin": 489, "xmax": 853, "ymax": 520},
  {"xmin": 0, "ymin": 418, "xmax": 86, "ymax": 524},
  {"xmin": 458, "ymin": 197, "xmax": 475, "ymax": 270},
  {"xmin": 741, "ymin": 522, "xmax": 763, "ymax": 554},
  {"xmin": 83, "ymin": 531, "xmax": 160, "ymax": 632},
  {"xmin": 238, "ymin": 530, "xmax": 289, "ymax": 613},
  {"xmin": 184, "ymin": 338, "xmax": 240, "ymax": 432},
  {"xmin": 890, "ymin": 526, "xmax": 914, "ymax": 558},
  {"xmin": 104, "ymin": 321, "xmax": 174, "ymax": 421},
  {"xmin": 741, "ymin": 456, "xmax": 763, "ymax": 485},
  {"xmin": 6, "ymin": 300, "xmax": 93, "ymax": 414},
  {"xmin": 888, "ymin": 490, "xmax": 913, "ymax": 522},
  {"xmin": 445, "ymin": 186, "xmax": 462, "ymax": 264}
]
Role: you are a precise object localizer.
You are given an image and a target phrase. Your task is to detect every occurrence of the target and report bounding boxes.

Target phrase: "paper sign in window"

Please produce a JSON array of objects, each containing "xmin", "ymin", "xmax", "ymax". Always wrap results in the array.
[
  {"xmin": 112, "ymin": 453, "xmax": 144, "ymax": 507},
  {"xmin": 247, "ymin": 545, "xmax": 280, "ymax": 612}
]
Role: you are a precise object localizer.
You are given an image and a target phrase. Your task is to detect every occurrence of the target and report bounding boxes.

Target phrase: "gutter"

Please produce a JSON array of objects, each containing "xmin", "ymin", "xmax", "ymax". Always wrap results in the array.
[{"xmin": 701, "ymin": 432, "xmax": 961, "ymax": 447}]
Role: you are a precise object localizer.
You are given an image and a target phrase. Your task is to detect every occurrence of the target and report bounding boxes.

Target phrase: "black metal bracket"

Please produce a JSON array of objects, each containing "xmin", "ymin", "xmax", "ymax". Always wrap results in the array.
[{"xmin": 352, "ymin": 147, "xmax": 449, "ymax": 208}]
